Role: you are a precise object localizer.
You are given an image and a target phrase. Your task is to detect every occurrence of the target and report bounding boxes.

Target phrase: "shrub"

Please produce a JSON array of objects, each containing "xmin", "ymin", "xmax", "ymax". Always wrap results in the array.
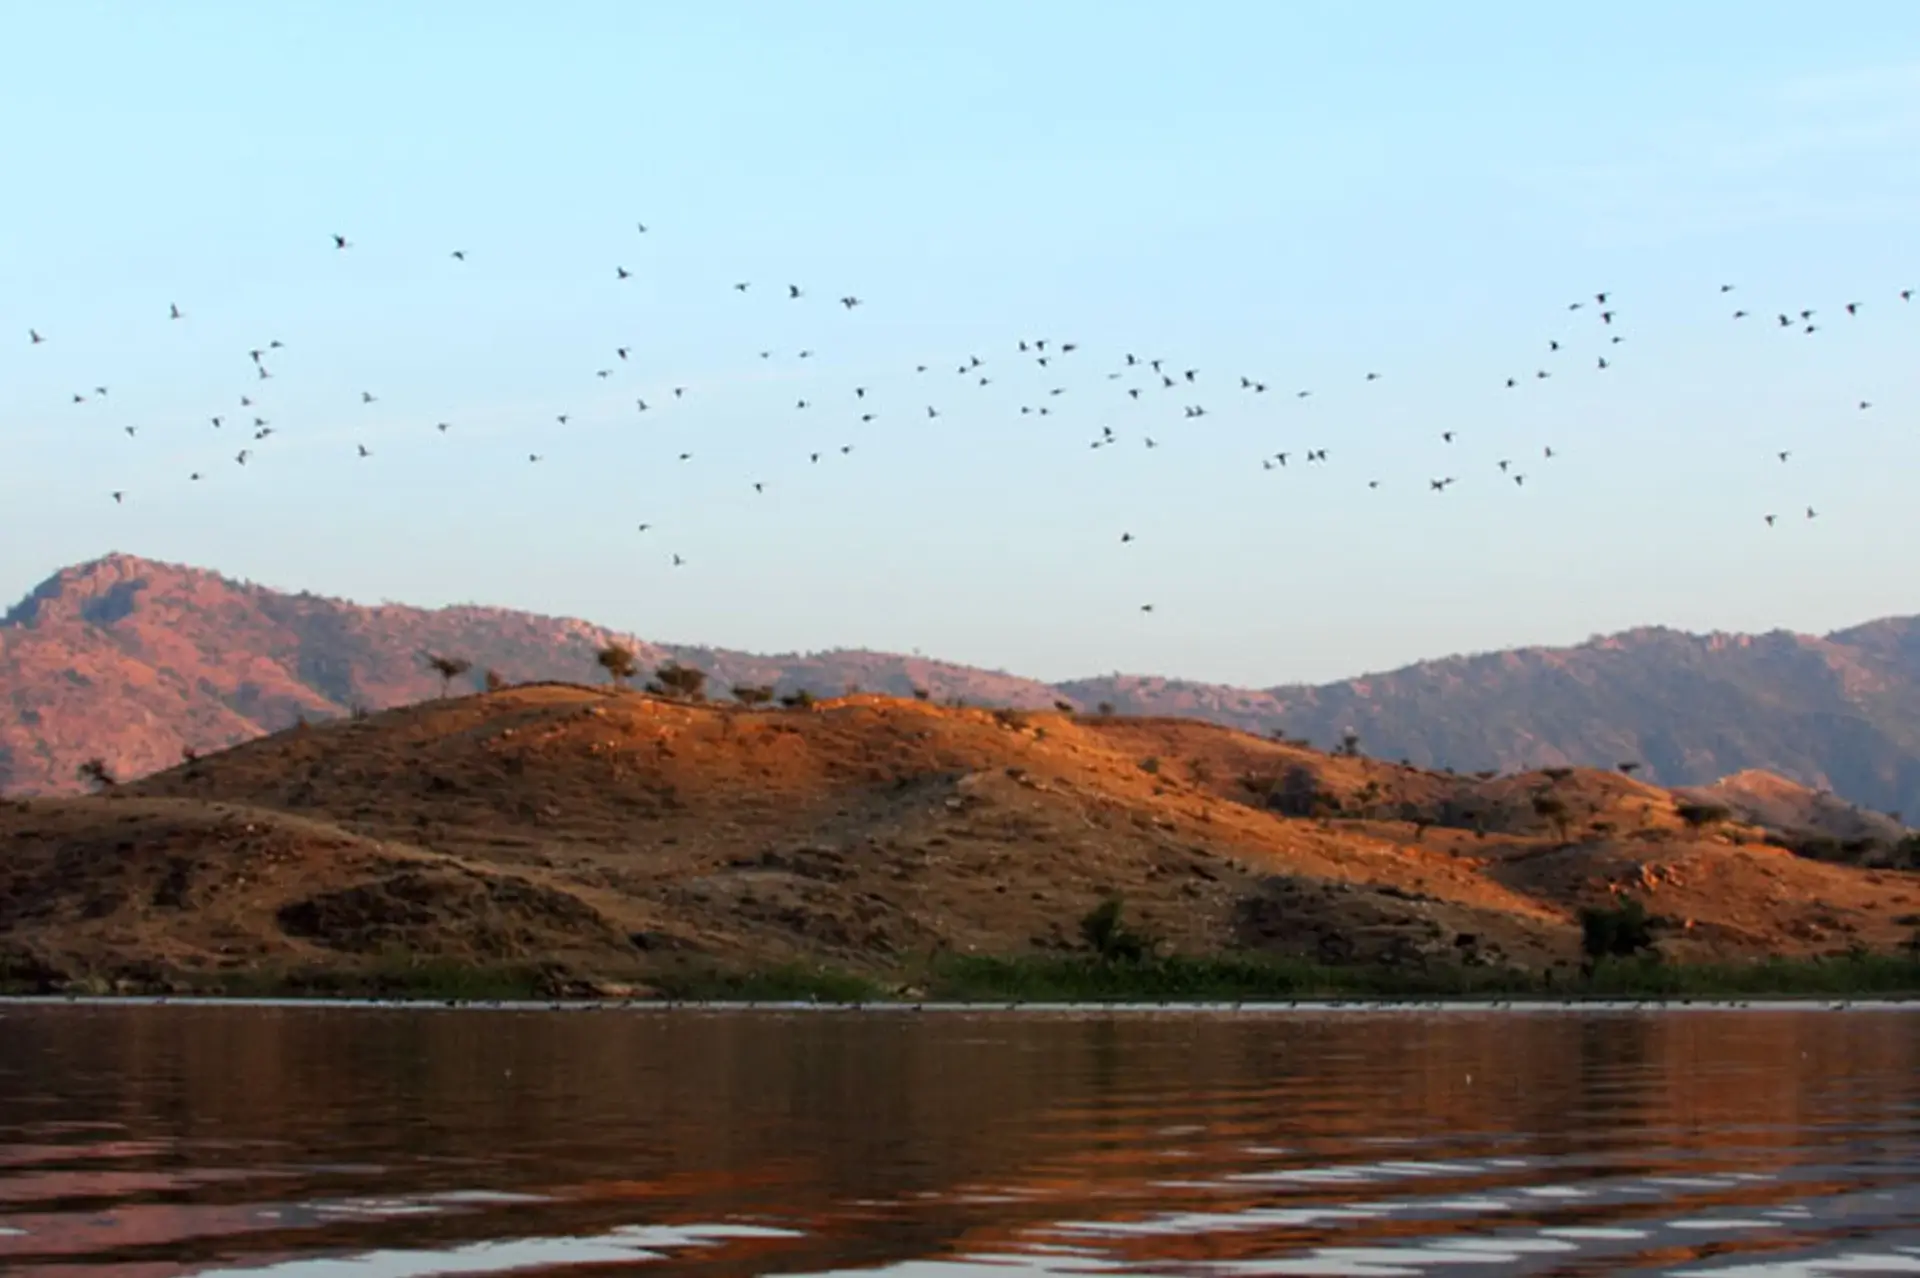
[
  {"xmin": 483, "ymin": 668, "xmax": 508, "ymax": 693},
  {"xmin": 1580, "ymin": 897, "xmax": 1655, "ymax": 962},
  {"xmin": 76, "ymin": 757, "xmax": 116, "ymax": 791},
  {"xmin": 779, "ymin": 689, "xmax": 816, "ymax": 710},
  {"xmin": 1675, "ymin": 801, "xmax": 1731, "ymax": 830},
  {"xmin": 1079, "ymin": 896, "xmax": 1151, "ymax": 964},
  {"xmin": 1053, "ymin": 699, "xmax": 1075, "ymax": 713},
  {"xmin": 910, "ymin": 687, "xmax": 930, "ymax": 701},
  {"xmin": 732, "ymin": 684, "xmax": 775, "ymax": 707},
  {"xmin": 1097, "ymin": 702, "xmax": 1115, "ymax": 716}
]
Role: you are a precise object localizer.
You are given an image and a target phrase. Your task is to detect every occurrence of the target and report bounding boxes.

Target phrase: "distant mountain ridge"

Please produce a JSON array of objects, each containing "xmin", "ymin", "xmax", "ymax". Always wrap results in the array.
[{"xmin": 3, "ymin": 553, "xmax": 1918, "ymax": 817}]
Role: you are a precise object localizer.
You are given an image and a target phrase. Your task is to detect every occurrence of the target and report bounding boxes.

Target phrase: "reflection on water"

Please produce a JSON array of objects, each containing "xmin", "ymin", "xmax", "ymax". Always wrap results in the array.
[{"xmin": 0, "ymin": 1005, "xmax": 1916, "ymax": 1277}]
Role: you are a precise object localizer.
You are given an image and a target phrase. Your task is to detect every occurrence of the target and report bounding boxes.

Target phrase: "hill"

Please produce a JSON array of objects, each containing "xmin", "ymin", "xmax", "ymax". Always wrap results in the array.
[
  {"xmin": 3, "ymin": 684, "xmax": 1916, "ymax": 994},
  {"xmin": 3, "ymin": 554, "xmax": 1920, "ymax": 821}
]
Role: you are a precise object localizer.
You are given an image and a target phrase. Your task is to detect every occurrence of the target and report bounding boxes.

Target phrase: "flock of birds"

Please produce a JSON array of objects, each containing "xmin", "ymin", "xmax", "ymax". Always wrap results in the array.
[{"xmin": 17, "ymin": 221, "xmax": 1913, "ymax": 615}]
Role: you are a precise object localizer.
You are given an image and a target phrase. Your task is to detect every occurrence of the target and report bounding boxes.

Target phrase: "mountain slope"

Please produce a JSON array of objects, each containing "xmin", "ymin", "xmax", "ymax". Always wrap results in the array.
[
  {"xmin": 3, "ymin": 553, "xmax": 1919, "ymax": 818},
  {"xmin": 1060, "ymin": 624, "xmax": 1920, "ymax": 817}
]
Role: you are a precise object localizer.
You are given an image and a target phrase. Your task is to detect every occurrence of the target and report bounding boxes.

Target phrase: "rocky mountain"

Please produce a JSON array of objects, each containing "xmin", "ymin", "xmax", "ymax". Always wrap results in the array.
[{"xmin": 3, "ymin": 553, "xmax": 1918, "ymax": 817}]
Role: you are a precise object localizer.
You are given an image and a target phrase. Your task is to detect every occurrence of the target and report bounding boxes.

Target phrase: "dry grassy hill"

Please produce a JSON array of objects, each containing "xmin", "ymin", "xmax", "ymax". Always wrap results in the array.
[{"xmin": 4, "ymin": 684, "xmax": 1915, "ymax": 995}]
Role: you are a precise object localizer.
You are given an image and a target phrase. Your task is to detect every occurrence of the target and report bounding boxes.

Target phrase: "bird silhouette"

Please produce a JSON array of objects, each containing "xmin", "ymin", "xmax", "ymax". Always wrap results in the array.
[
  {"xmin": 788, "ymin": 284, "xmax": 803, "ymax": 299},
  {"xmin": 169, "ymin": 303, "xmax": 182, "ymax": 320},
  {"xmin": 332, "ymin": 234, "xmax": 350, "ymax": 249},
  {"xmin": 616, "ymin": 266, "xmax": 631, "ymax": 280},
  {"xmin": 451, "ymin": 250, "xmax": 466, "ymax": 261},
  {"xmin": 111, "ymin": 491, "xmax": 123, "ymax": 504},
  {"xmin": 357, "ymin": 445, "xmax": 371, "ymax": 458},
  {"xmin": 28, "ymin": 329, "xmax": 44, "ymax": 344}
]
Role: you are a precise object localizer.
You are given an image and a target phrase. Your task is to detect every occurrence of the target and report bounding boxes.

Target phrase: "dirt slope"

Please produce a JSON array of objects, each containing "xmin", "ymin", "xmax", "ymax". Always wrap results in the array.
[{"xmin": 4, "ymin": 686, "xmax": 1915, "ymax": 992}]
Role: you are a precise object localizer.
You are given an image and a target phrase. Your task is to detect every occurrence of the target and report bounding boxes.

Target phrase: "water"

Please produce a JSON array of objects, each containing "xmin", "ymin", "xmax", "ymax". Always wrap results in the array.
[{"xmin": 1, "ymin": 1004, "xmax": 1917, "ymax": 1277}]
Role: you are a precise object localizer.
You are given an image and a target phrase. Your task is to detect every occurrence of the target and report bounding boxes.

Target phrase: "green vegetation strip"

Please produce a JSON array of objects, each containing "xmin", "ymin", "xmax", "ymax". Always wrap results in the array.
[{"xmin": 8, "ymin": 952, "xmax": 1920, "ymax": 1003}]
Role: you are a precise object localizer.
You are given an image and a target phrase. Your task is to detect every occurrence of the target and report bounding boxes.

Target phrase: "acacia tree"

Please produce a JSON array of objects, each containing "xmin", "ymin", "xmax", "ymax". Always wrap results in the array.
[
  {"xmin": 422, "ymin": 652, "xmax": 472, "ymax": 698},
  {"xmin": 76, "ymin": 757, "xmax": 116, "ymax": 791},
  {"xmin": 731, "ymin": 683, "xmax": 774, "ymax": 707},
  {"xmin": 650, "ymin": 662, "xmax": 708, "ymax": 701},
  {"xmin": 596, "ymin": 643, "xmax": 639, "ymax": 689},
  {"xmin": 1531, "ymin": 791, "xmax": 1572, "ymax": 842}
]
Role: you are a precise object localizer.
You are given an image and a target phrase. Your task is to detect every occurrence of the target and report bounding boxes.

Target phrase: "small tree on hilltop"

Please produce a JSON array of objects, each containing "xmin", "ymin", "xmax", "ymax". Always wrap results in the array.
[
  {"xmin": 596, "ymin": 643, "xmax": 639, "ymax": 689},
  {"xmin": 1675, "ymin": 801, "xmax": 1731, "ymax": 832},
  {"xmin": 732, "ymin": 683, "xmax": 774, "ymax": 707},
  {"xmin": 1338, "ymin": 730, "xmax": 1362, "ymax": 758},
  {"xmin": 1618, "ymin": 761, "xmax": 1642, "ymax": 776},
  {"xmin": 77, "ymin": 757, "xmax": 116, "ymax": 791},
  {"xmin": 779, "ymin": 688, "xmax": 816, "ymax": 710},
  {"xmin": 483, "ymin": 668, "xmax": 508, "ymax": 693},
  {"xmin": 422, "ymin": 652, "xmax": 472, "ymax": 699},
  {"xmin": 650, "ymin": 662, "xmax": 708, "ymax": 701},
  {"xmin": 1532, "ymin": 791, "xmax": 1572, "ymax": 842}
]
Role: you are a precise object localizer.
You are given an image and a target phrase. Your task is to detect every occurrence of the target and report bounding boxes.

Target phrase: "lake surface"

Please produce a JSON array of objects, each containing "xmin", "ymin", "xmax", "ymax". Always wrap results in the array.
[{"xmin": 1, "ymin": 1004, "xmax": 1917, "ymax": 1277}]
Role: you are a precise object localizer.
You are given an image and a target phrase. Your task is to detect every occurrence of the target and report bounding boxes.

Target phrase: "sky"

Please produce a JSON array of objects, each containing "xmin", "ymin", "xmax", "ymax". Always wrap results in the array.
[{"xmin": 2, "ymin": 1, "xmax": 1919, "ymax": 687}]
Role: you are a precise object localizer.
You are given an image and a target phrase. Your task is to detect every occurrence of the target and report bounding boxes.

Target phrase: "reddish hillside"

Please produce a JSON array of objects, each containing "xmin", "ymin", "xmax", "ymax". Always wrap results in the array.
[
  {"xmin": 0, "ymin": 554, "xmax": 1055, "ymax": 795},
  {"xmin": 4, "ymin": 554, "xmax": 1919, "ymax": 823},
  {"xmin": 3, "ymin": 686, "xmax": 1914, "ymax": 992}
]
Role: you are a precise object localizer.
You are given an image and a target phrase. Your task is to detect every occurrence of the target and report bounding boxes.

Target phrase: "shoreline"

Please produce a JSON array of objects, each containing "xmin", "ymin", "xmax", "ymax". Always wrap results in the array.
[
  {"xmin": 10, "ymin": 952, "xmax": 1920, "ymax": 1006},
  {"xmin": 2, "ymin": 994, "xmax": 1916, "ymax": 1013}
]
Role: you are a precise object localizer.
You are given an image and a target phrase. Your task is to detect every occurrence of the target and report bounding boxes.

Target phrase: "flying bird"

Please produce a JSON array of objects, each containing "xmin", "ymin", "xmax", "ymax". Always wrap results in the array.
[{"xmin": 169, "ymin": 303, "xmax": 182, "ymax": 320}]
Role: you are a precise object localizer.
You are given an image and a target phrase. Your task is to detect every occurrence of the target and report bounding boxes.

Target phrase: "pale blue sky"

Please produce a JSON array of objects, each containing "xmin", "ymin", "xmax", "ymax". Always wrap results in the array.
[{"xmin": 3, "ymin": 2, "xmax": 1918, "ymax": 685}]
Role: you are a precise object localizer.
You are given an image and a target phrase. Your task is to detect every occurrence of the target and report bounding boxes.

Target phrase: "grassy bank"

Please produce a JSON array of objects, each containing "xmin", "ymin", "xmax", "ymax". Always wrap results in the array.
[{"xmin": 8, "ymin": 952, "xmax": 1920, "ymax": 1004}]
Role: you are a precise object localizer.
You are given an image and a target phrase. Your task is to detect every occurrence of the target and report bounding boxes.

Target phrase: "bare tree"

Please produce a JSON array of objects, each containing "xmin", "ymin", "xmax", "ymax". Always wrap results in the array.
[{"xmin": 422, "ymin": 652, "xmax": 472, "ymax": 698}]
